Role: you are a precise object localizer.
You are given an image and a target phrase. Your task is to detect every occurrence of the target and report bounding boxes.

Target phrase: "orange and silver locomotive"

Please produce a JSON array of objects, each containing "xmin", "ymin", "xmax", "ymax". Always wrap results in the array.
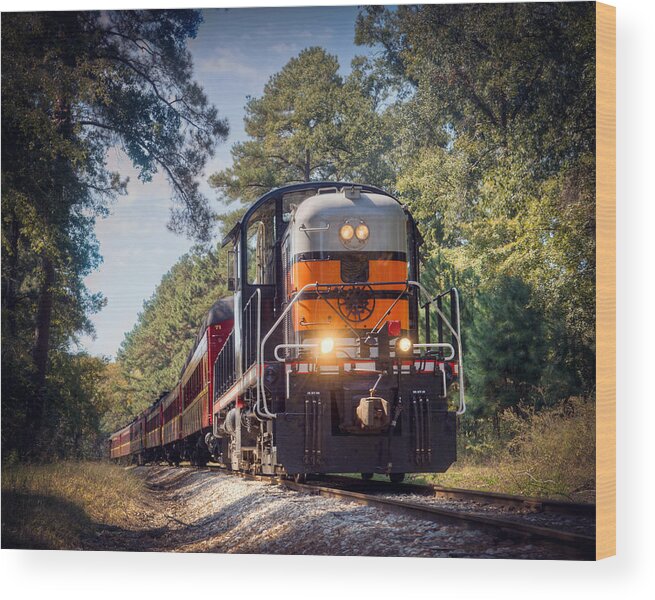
[
  {"xmin": 111, "ymin": 182, "xmax": 465, "ymax": 482},
  {"xmin": 209, "ymin": 182, "xmax": 464, "ymax": 481}
]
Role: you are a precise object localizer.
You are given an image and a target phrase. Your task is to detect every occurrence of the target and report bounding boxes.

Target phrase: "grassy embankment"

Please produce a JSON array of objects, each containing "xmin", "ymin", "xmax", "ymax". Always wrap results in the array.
[
  {"xmin": 418, "ymin": 397, "xmax": 596, "ymax": 503},
  {"xmin": 1, "ymin": 461, "xmax": 144, "ymax": 550}
]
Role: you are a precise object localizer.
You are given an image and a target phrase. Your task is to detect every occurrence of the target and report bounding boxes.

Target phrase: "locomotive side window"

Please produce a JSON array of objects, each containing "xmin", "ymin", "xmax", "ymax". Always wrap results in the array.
[{"xmin": 246, "ymin": 199, "xmax": 276, "ymax": 285}]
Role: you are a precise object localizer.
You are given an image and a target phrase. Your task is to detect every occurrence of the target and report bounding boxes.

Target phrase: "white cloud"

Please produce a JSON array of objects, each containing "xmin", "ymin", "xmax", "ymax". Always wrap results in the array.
[{"xmin": 196, "ymin": 50, "xmax": 264, "ymax": 85}]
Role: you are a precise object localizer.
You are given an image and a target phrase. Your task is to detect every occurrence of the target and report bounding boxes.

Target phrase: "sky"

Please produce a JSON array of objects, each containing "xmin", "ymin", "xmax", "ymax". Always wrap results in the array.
[{"xmin": 79, "ymin": 5, "xmax": 377, "ymax": 358}]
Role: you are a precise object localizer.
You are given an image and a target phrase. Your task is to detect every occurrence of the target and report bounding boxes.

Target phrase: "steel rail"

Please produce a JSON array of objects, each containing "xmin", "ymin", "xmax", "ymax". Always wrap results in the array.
[{"xmin": 320, "ymin": 475, "xmax": 595, "ymax": 517}]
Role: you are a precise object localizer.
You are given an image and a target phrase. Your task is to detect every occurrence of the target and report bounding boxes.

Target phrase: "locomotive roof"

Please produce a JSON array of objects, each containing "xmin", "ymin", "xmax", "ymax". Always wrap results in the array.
[{"xmin": 221, "ymin": 181, "xmax": 400, "ymax": 247}]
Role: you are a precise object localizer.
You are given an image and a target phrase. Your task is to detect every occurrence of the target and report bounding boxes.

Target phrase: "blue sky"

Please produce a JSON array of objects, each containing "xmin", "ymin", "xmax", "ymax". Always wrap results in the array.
[{"xmin": 79, "ymin": 5, "xmax": 377, "ymax": 358}]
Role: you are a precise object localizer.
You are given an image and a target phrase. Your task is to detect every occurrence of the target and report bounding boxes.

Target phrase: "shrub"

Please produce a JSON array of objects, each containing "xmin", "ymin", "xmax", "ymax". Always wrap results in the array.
[{"xmin": 426, "ymin": 397, "xmax": 596, "ymax": 501}]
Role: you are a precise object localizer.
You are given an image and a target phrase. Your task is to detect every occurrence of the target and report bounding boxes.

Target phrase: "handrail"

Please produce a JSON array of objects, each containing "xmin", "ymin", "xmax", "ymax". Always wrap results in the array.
[
  {"xmin": 414, "ymin": 342, "xmax": 456, "ymax": 361},
  {"xmin": 413, "ymin": 284, "xmax": 465, "ymax": 415},
  {"xmin": 273, "ymin": 343, "xmax": 318, "ymax": 362},
  {"xmin": 244, "ymin": 288, "xmax": 263, "ymax": 421},
  {"xmin": 257, "ymin": 282, "xmax": 320, "ymax": 418},
  {"xmin": 254, "ymin": 280, "xmax": 465, "ymax": 418},
  {"xmin": 299, "ymin": 223, "xmax": 330, "ymax": 232}
]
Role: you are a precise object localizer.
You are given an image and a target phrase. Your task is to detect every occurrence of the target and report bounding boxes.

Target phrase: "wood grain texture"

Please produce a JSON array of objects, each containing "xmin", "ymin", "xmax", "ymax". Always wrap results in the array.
[{"xmin": 595, "ymin": 1, "xmax": 616, "ymax": 560}]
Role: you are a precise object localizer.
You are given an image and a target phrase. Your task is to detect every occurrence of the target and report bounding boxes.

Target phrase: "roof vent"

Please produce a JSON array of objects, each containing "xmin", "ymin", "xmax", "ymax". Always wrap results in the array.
[{"xmin": 343, "ymin": 186, "xmax": 362, "ymax": 199}]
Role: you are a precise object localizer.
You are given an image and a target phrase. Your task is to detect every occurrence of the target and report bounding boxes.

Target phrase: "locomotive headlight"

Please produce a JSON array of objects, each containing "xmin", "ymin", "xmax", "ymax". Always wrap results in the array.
[
  {"xmin": 396, "ymin": 337, "xmax": 413, "ymax": 355},
  {"xmin": 320, "ymin": 337, "xmax": 335, "ymax": 354},
  {"xmin": 340, "ymin": 224, "xmax": 355, "ymax": 241},
  {"xmin": 355, "ymin": 223, "xmax": 369, "ymax": 241}
]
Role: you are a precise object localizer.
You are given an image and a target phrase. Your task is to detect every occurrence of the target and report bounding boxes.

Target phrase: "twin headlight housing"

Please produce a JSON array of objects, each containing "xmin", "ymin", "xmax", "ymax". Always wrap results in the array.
[{"xmin": 339, "ymin": 220, "xmax": 369, "ymax": 247}]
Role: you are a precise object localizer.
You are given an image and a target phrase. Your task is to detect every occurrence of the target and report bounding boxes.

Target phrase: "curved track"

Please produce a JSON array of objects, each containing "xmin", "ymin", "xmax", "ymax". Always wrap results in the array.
[
  {"xmin": 317, "ymin": 474, "xmax": 596, "ymax": 517},
  {"xmin": 187, "ymin": 465, "xmax": 595, "ymax": 559}
]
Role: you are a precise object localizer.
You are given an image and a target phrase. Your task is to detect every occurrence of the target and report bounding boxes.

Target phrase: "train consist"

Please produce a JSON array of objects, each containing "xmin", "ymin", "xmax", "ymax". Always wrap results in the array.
[{"xmin": 110, "ymin": 182, "xmax": 465, "ymax": 482}]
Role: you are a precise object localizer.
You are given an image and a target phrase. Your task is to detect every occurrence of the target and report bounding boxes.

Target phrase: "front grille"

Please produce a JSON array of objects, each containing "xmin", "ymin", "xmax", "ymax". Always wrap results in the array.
[{"xmin": 340, "ymin": 254, "xmax": 369, "ymax": 283}]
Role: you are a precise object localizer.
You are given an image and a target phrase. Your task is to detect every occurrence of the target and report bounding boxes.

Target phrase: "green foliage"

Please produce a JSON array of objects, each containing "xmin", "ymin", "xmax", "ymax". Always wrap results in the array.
[
  {"xmin": 106, "ymin": 247, "xmax": 228, "ymax": 424},
  {"xmin": 465, "ymin": 277, "xmax": 546, "ymax": 422},
  {"xmin": 356, "ymin": 3, "xmax": 596, "ymax": 405},
  {"xmin": 209, "ymin": 47, "xmax": 393, "ymax": 204},
  {"xmin": 40, "ymin": 353, "xmax": 110, "ymax": 458},
  {"xmin": 1, "ymin": 10, "xmax": 226, "ymax": 458}
]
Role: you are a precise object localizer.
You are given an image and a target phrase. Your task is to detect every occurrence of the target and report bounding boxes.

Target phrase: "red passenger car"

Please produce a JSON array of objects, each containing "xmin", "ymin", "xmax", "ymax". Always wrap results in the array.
[
  {"xmin": 109, "ymin": 424, "xmax": 131, "ymax": 462},
  {"xmin": 111, "ymin": 297, "xmax": 234, "ymax": 466}
]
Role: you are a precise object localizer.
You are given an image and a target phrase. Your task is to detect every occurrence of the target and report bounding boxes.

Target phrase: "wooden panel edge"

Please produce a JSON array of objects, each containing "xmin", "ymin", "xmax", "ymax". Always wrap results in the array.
[{"xmin": 595, "ymin": 1, "xmax": 616, "ymax": 561}]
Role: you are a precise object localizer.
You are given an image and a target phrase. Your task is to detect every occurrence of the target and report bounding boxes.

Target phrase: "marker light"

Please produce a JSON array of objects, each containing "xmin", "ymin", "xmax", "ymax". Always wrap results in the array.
[
  {"xmin": 340, "ymin": 224, "xmax": 355, "ymax": 241},
  {"xmin": 396, "ymin": 337, "xmax": 413, "ymax": 354},
  {"xmin": 320, "ymin": 337, "xmax": 335, "ymax": 354},
  {"xmin": 355, "ymin": 223, "xmax": 370, "ymax": 241}
]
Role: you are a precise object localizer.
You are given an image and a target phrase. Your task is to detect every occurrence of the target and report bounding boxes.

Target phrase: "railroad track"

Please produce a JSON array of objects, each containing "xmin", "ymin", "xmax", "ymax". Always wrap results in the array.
[
  {"xmin": 187, "ymin": 465, "xmax": 595, "ymax": 559},
  {"xmin": 317, "ymin": 474, "xmax": 596, "ymax": 517}
]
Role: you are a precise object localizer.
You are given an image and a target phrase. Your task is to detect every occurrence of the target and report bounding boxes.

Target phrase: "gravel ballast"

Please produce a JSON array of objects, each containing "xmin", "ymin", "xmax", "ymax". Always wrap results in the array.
[{"xmin": 88, "ymin": 466, "xmax": 580, "ymax": 559}]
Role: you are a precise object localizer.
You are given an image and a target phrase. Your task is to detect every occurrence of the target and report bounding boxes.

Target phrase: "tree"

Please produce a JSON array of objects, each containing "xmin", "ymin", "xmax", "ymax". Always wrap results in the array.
[
  {"xmin": 114, "ymin": 246, "xmax": 228, "ymax": 416},
  {"xmin": 356, "ymin": 3, "xmax": 595, "ymax": 160},
  {"xmin": 1, "ymin": 10, "xmax": 227, "ymax": 454},
  {"xmin": 466, "ymin": 277, "xmax": 546, "ymax": 430},
  {"xmin": 356, "ymin": 3, "xmax": 597, "ymax": 401},
  {"xmin": 209, "ymin": 47, "xmax": 392, "ymax": 204}
]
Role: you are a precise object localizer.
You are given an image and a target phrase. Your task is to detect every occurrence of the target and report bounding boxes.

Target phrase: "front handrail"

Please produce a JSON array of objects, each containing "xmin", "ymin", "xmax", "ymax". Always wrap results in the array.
[
  {"xmin": 416, "ymin": 284, "xmax": 465, "ymax": 415},
  {"xmin": 254, "ymin": 280, "xmax": 465, "ymax": 418},
  {"xmin": 257, "ymin": 282, "xmax": 320, "ymax": 418},
  {"xmin": 414, "ymin": 342, "xmax": 456, "ymax": 361}
]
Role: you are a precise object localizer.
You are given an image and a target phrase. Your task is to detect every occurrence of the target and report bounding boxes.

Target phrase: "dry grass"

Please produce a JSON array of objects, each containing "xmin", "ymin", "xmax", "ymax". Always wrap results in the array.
[
  {"xmin": 1, "ymin": 461, "xmax": 144, "ymax": 550},
  {"xmin": 418, "ymin": 398, "xmax": 596, "ymax": 502}
]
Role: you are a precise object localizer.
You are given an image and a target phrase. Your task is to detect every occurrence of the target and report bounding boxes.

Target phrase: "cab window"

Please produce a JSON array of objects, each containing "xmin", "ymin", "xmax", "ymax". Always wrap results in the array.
[{"xmin": 246, "ymin": 200, "xmax": 276, "ymax": 285}]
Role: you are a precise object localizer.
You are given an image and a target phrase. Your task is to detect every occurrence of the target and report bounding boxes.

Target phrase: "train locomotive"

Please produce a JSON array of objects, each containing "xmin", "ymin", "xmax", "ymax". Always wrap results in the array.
[{"xmin": 110, "ymin": 182, "xmax": 465, "ymax": 482}]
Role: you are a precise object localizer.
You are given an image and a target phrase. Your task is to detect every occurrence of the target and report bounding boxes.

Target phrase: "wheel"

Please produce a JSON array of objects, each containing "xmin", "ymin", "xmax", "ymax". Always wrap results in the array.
[
  {"xmin": 361, "ymin": 472, "xmax": 374, "ymax": 481},
  {"xmin": 293, "ymin": 473, "xmax": 307, "ymax": 483},
  {"xmin": 389, "ymin": 473, "xmax": 405, "ymax": 484}
]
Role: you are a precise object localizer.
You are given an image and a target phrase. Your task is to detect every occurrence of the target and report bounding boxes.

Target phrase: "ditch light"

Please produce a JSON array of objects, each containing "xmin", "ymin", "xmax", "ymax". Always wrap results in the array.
[
  {"xmin": 395, "ymin": 337, "xmax": 413, "ymax": 356},
  {"xmin": 320, "ymin": 337, "xmax": 335, "ymax": 354}
]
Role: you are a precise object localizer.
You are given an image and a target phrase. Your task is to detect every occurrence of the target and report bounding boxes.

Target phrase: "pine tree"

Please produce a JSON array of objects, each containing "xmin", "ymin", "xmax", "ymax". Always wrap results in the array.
[
  {"xmin": 1, "ymin": 10, "xmax": 227, "ymax": 455},
  {"xmin": 209, "ymin": 47, "xmax": 392, "ymax": 205},
  {"xmin": 466, "ymin": 277, "xmax": 546, "ymax": 429}
]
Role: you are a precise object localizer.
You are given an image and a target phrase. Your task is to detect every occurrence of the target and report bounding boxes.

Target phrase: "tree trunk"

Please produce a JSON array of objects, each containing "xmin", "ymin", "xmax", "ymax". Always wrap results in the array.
[
  {"xmin": 27, "ymin": 58, "xmax": 73, "ymax": 443},
  {"xmin": 2, "ymin": 212, "xmax": 21, "ymax": 338},
  {"xmin": 492, "ymin": 410, "xmax": 501, "ymax": 438},
  {"xmin": 304, "ymin": 149, "xmax": 311, "ymax": 181},
  {"xmin": 29, "ymin": 254, "xmax": 55, "ymax": 437}
]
